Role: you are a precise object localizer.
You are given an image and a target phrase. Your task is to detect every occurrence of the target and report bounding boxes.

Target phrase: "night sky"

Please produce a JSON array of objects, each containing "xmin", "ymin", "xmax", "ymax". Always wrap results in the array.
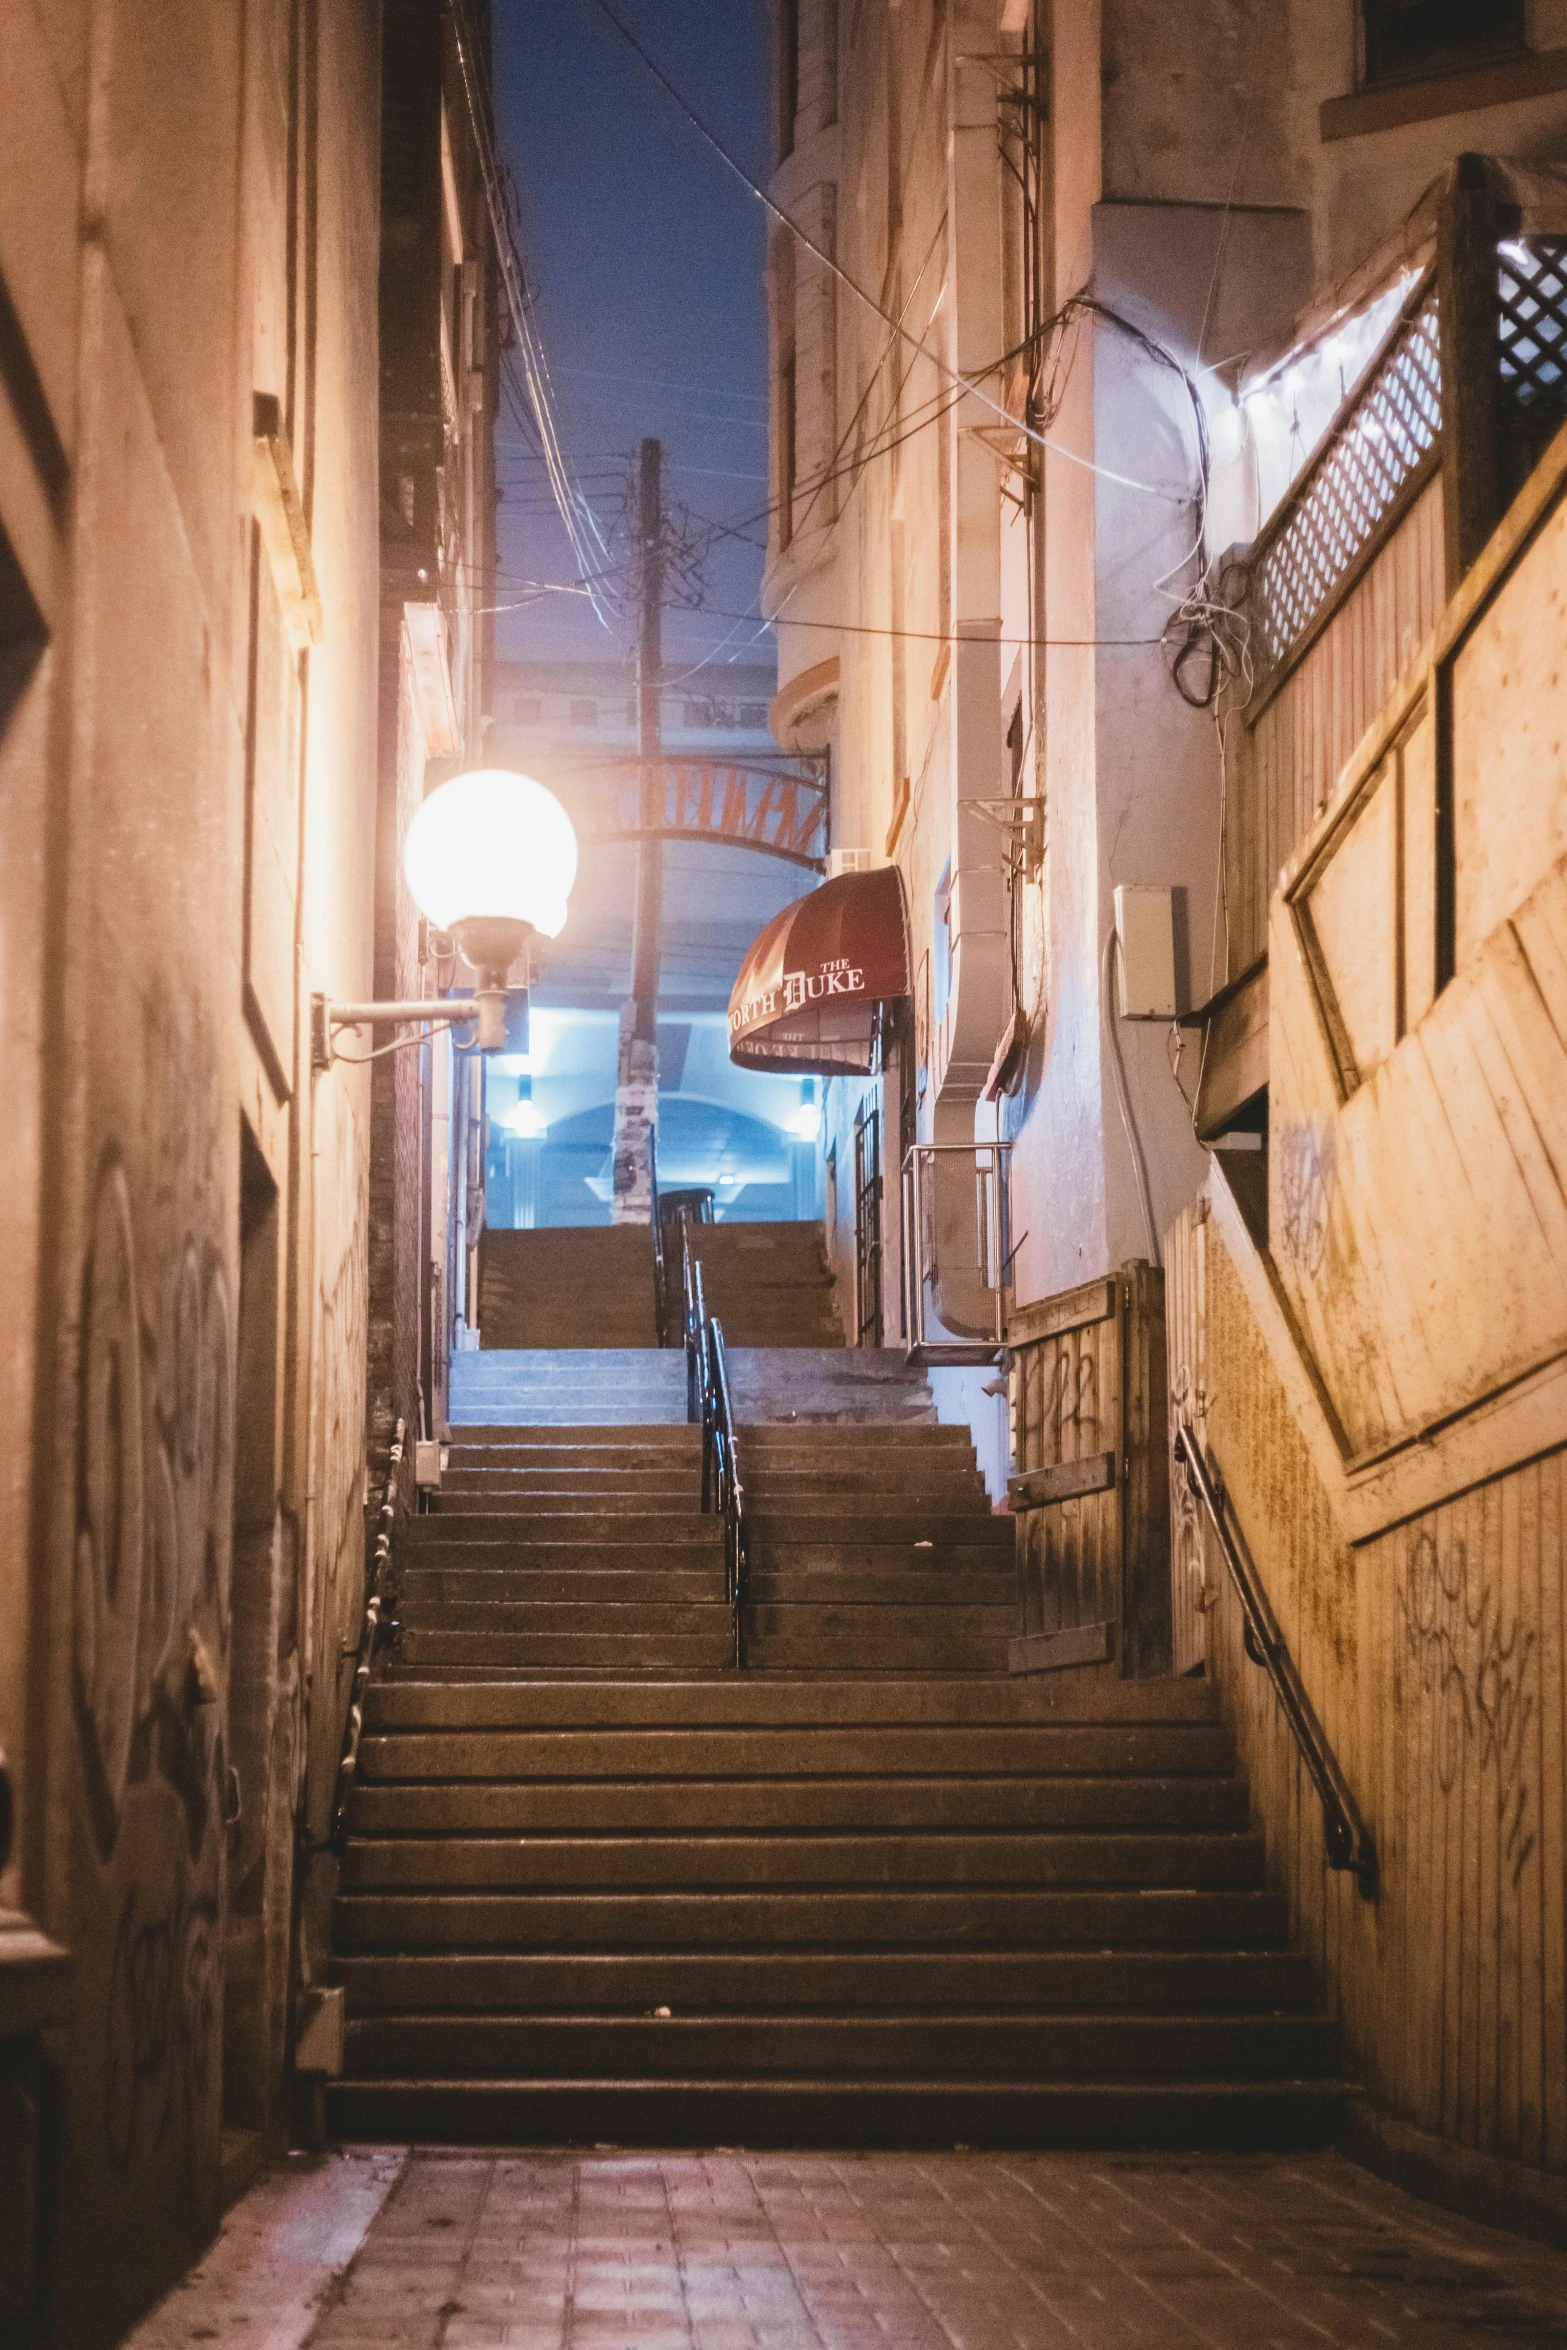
[{"xmin": 491, "ymin": 0, "xmax": 775, "ymax": 677}]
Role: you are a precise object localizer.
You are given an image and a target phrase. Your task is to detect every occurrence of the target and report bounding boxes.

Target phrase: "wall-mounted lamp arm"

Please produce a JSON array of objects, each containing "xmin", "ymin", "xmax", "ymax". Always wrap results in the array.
[{"xmin": 311, "ymin": 991, "xmax": 496, "ymax": 1072}]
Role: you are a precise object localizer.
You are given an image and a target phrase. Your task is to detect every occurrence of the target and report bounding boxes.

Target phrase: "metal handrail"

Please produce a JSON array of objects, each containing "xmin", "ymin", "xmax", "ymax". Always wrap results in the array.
[
  {"xmin": 682, "ymin": 1234, "xmax": 747, "ymax": 1666},
  {"xmin": 1174, "ymin": 1420, "xmax": 1376, "ymax": 1898},
  {"xmin": 900, "ymin": 1139, "xmax": 1014, "ymax": 1364},
  {"xmin": 649, "ymin": 1125, "xmax": 670, "ymax": 1345},
  {"xmin": 330, "ymin": 1416, "xmax": 405, "ymax": 1854}
]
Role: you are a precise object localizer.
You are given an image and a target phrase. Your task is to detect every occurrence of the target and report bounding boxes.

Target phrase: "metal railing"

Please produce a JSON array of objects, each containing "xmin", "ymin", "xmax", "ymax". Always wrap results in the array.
[
  {"xmin": 330, "ymin": 1417, "xmax": 405, "ymax": 1854},
  {"xmin": 901, "ymin": 1139, "xmax": 1014, "ymax": 1364},
  {"xmin": 650, "ymin": 1126, "xmax": 668, "ymax": 1345},
  {"xmin": 1174, "ymin": 1420, "xmax": 1377, "ymax": 1897},
  {"xmin": 683, "ymin": 1238, "xmax": 748, "ymax": 1668}
]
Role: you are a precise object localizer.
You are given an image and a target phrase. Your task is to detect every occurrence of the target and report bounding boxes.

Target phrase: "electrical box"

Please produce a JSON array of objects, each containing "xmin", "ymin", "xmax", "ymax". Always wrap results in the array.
[
  {"xmin": 294, "ymin": 1985, "xmax": 345, "ymax": 2078},
  {"xmin": 415, "ymin": 1438, "xmax": 443, "ymax": 1490},
  {"xmin": 1114, "ymin": 885, "xmax": 1178, "ymax": 1019}
]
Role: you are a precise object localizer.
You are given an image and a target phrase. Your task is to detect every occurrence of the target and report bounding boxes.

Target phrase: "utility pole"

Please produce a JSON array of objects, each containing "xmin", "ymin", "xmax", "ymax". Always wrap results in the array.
[{"xmin": 611, "ymin": 438, "xmax": 663, "ymax": 1223}]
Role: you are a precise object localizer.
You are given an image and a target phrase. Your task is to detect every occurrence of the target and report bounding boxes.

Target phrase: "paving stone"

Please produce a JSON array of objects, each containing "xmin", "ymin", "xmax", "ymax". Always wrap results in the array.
[{"xmin": 121, "ymin": 2145, "xmax": 1567, "ymax": 2349}]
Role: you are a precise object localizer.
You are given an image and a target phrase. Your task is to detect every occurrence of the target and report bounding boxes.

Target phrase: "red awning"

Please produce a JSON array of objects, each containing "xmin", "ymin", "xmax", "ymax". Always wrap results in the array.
[{"xmin": 728, "ymin": 866, "xmax": 911, "ymax": 1075}]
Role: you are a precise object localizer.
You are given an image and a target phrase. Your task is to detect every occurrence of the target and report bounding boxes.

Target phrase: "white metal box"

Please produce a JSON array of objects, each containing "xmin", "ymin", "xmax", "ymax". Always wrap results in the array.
[{"xmin": 1113, "ymin": 885, "xmax": 1178, "ymax": 1019}]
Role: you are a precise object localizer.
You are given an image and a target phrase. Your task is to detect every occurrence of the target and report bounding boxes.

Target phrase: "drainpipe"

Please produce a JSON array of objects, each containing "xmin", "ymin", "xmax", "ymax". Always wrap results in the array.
[{"xmin": 931, "ymin": 4, "xmax": 1011, "ymax": 1339}]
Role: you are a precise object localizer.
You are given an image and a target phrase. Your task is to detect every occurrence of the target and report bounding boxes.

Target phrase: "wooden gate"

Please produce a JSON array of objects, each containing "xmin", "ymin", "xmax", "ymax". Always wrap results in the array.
[{"xmin": 1007, "ymin": 1262, "xmax": 1171, "ymax": 1675}]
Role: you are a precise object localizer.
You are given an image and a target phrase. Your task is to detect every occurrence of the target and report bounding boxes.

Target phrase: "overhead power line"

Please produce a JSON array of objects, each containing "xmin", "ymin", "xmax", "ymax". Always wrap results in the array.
[
  {"xmin": 576, "ymin": 0, "xmax": 1187, "ymax": 507},
  {"xmin": 449, "ymin": 0, "xmax": 619, "ymax": 627}
]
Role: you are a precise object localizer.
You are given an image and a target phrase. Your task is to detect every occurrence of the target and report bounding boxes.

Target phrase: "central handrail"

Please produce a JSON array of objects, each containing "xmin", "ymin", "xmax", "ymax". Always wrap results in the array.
[
  {"xmin": 682, "ymin": 1235, "xmax": 747, "ymax": 1667},
  {"xmin": 1174, "ymin": 1420, "xmax": 1376, "ymax": 1897},
  {"xmin": 649, "ymin": 1126, "xmax": 669, "ymax": 1345}
]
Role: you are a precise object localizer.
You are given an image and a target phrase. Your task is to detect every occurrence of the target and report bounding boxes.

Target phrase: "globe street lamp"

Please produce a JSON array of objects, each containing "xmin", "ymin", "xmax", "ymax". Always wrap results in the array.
[{"xmin": 312, "ymin": 768, "xmax": 578, "ymax": 1067}]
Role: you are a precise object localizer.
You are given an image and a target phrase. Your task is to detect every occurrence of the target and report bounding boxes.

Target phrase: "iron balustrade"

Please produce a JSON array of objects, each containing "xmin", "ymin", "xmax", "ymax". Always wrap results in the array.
[
  {"xmin": 1173, "ymin": 1419, "xmax": 1377, "ymax": 1897},
  {"xmin": 330, "ymin": 1416, "xmax": 405, "ymax": 1854},
  {"xmin": 901, "ymin": 1139, "xmax": 1014, "ymax": 1365},
  {"xmin": 682, "ymin": 1237, "xmax": 748, "ymax": 1668}
]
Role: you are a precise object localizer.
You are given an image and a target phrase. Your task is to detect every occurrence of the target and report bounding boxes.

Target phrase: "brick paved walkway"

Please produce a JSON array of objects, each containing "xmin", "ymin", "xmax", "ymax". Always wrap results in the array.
[{"xmin": 127, "ymin": 2145, "xmax": 1567, "ymax": 2349}]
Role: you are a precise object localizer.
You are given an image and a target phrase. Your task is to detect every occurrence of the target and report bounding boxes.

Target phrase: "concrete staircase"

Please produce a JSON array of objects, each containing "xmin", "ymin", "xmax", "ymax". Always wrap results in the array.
[
  {"xmin": 399, "ymin": 1414, "xmax": 1011, "ymax": 1674},
  {"xmin": 683, "ymin": 1220, "xmax": 843, "ymax": 1346},
  {"xmin": 329, "ymin": 1673, "xmax": 1342, "ymax": 2147},
  {"xmin": 329, "ymin": 1217, "xmax": 1342, "ymax": 2148},
  {"xmin": 478, "ymin": 1227, "xmax": 659, "ymax": 1348},
  {"xmin": 450, "ymin": 1350, "xmax": 687, "ymax": 1426}
]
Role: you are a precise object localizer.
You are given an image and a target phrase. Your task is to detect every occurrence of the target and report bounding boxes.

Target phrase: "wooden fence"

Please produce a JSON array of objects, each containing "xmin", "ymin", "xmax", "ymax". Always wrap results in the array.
[{"xmin": 1007, "ymin": 1262, "xmax": 1170, "ymax": 1675}]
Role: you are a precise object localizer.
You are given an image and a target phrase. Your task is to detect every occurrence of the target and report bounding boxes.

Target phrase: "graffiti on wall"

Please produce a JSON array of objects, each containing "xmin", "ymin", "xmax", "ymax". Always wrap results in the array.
[
  {"xmin": 1277, "ymin": 1118, "xmax": 1333, "ymax": 1278},
  {"xmin": 1397, "ymin": 1523, "xmax": 1539, "ymax": 1891},
  {"xmin": 73, "ymin": 1149, "xmax": 232, "ymax": 2210}
]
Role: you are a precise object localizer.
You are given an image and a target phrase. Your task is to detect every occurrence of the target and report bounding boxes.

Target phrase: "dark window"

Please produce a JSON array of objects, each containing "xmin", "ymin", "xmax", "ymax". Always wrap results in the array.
[
  {"xmin": 779, "ymin": 355, "xmax": 797, "ymax": 549},
  {"xmin": 778, "ymin": 0, "xmax": 800, "ymax": 159},
  {"xmin": 740, "ymin": 703, "xmax": 769, "ymax": 729},
  {"xmin": 1361, "ymin": 0, "xmax": 1525, "ymax": 86}
]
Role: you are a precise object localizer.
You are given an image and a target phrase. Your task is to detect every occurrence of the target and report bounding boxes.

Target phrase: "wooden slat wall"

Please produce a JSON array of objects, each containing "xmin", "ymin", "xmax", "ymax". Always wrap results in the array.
[
  {"xmin": 1231, "ymin": 475, "xmax": 1446, "ymax": 979},
  {"xmin": 1273, "ymin": 853, "xmax": 1567, "ymax": 1458},
  {"xmin": 1168, "ymin": 1207, "xmax": 1567, "ymax": 2189},
  {"xmin": 1012, "ymin": 1282, "xmax": 1120, "ymax": 1643}
]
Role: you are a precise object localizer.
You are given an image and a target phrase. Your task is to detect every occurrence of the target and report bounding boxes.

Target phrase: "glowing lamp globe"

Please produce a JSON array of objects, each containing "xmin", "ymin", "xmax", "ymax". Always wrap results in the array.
[{"xmin": 403, "ymin": 769, "xmax": 578, "ymax": 1048}]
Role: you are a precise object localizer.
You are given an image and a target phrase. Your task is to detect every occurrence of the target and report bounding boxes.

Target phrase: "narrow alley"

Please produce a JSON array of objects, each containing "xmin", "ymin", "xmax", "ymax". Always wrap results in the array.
[{"xmin": 2, "ymin": 1, "xmax": 1566, "ymax": 2346}]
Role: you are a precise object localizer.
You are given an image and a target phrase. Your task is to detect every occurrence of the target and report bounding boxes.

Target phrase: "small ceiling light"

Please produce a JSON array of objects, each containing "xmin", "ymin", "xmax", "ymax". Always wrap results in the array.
[
  {"xmin": 786, "ymin": 1102, "xmax": 822, "ymax": 1141},
  {"xmin": 501, "ymin": 1098, "xmax": 547, "ymax": 1139}
]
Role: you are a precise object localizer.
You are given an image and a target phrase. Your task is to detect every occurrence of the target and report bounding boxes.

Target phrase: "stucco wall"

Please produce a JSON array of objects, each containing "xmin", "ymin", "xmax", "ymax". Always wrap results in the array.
[{"xmin": 0, "ymin": 2, "xmax": 383, "ymax": 2341}]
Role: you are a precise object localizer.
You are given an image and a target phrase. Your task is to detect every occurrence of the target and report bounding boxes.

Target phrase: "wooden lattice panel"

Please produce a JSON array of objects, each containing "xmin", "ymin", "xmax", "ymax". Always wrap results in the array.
[
  {"xmin": 1499, "ymin": 236, "xmax": 1567, "ymax": 423},
  {"xmin": 1250, "ymin": 286, "xmax": 1443, "ymax": 674}
]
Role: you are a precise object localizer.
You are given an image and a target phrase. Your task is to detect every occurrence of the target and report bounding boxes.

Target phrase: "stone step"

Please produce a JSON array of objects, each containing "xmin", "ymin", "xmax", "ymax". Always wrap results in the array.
[
  {"xmin": 397, "ymin": 1541, "xmax": 727, "ymax": 1575},
  {"xmin": 398, "ymin": 1567, "xmax": 1012, "ymax": 1609},
  {"xmin": 741, "ymin": 1468, "xmax": 987, "ymax": 1497},
  {"xmin": 747, "ymin": 1536, "xmax": 1014, "ymax": 1575},
  {"xmin": 324, "ymin": 2074, "xmax": 1346, "ymax": 2151},
  {"xmin": 397, "ymin": 1600, "xmax": 734, "ymax": 1638},
  {"xmin": 400, "ymin": 1569, "xmax": 725, "ymax": 1607},
  {"xmin": 746, "ymin": 1569, "xmax": 1013, "ymax": 1604},
  {"xmin": 360, "ymin": 1674, "xmax": 1221, "ymax": 1729},
  {"xmin": 738, "ymin": 1423, "xmax": 972, "ymax": 1448},
  {"xmin": 747, "ymin": 1513, "xmax": 1012, "ymax": 1547},
  {"xmin": 743, "ymin": 1635, "xmax": 1013, "ymax": 1674},
  {"xmin": 357, "ymin": 1723, "xmax": 1237, "ymax": 1780},
  {"xmin": 440, "ymin": 1425, "xmax": 701, "ymax": 1450},
  {"xmin": 404, "ymin": 1513, "xmax": 723, "ymax": 1546},
  {"xmin": 398, "ymin": 1630, "xmax": 736, "ymax": 1671},
  {"xmin": 339, "ymin": 1830, "xmax": 1267, "ymax": 1893},
  {"xmin": 440, "ymin": 1467, "xmax": 699, "ymax": 1493},
  {"xmin": 428, "ymin": 1488, "xmax": 705, "ymax": 1515},
  {"xmin": 343, "ymin": 1773, "xmax": 1252, "ymax": 1836},
  {"xmin": 333, "ymin": 1945, "xmax": 1309, "ymax": 2015},
  {"xmin": 333, "ymin": 2069, "xmax": 1346, "ymax": 2150},
  {"xmin": 332, "ymin": 1884, "xmax": 1289, "ymax": 1952},
  {"xmin": 341, "ymin": 2011, "xmax": 1336, "ymax": 2083}
]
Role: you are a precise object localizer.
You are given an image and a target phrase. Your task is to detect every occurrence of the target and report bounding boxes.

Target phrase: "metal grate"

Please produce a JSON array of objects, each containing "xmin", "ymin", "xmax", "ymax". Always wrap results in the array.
[
  {"xmin": 1250, "ymin": 283, "xmax": 1443, "ymax": 674},
  {"xmin": 1499, "ymin": 237, "xmax": 1567, "ymax": 421}
]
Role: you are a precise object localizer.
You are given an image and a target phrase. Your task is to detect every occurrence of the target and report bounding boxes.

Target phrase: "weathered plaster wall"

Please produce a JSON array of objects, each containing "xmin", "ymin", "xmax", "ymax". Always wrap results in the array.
[{"xmin": 0, "ymin": 1, "xmax": 383, "ymax": 2341}]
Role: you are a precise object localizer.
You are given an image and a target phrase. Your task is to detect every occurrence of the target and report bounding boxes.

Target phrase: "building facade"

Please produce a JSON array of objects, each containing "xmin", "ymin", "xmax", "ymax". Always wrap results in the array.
[
  {"xmin": 768, "ymin": 0, "xmax": 1567, "ymax": 2230},
  {"xmin": 0, "ymin": 4, "xmax": 497, "ymax": 2344}
]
